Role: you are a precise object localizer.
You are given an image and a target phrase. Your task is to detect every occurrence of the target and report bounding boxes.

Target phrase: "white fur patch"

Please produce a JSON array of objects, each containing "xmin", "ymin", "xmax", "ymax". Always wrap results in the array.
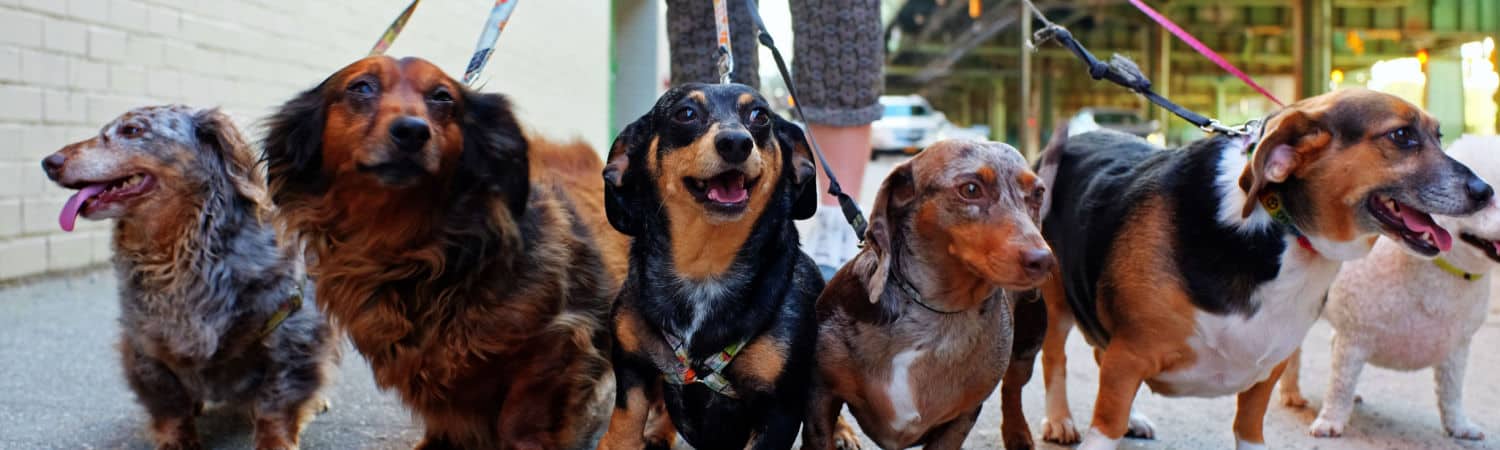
[
  {"xmin": 675, "ymin": 274, "xmax": 742, "ymax": 347},
  {"xmin": 1236, "ymin": 439, "xmax": 1268, "ymax": 450},
  {"xmin": 1152, "ymin": 242, "xmax": 1340, "ymax": 397},
  {"xmin": 1215, "ymin": 143, "xmax": 1274, "ymax": 233},
  {"xmin": 886, "ymin": 349, "xmax": 924, "ymax": 432},
  {"xmin": 1078, "ymin": 427, "xmax": 1121, "ymax": 450}
]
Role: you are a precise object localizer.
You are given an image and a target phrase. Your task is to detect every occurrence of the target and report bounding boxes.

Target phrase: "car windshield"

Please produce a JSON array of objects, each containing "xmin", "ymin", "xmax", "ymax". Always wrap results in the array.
[{"xmin": 883, "ymin": 104, "xmax": 929, "ymax": 117}]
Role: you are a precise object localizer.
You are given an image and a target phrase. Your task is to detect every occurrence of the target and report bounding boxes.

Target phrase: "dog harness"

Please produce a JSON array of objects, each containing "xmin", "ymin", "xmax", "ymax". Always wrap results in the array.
[
  {"xmin": 662, "ymin": 333, "xmax": 747, "ymax": 398},
  {"xmin": 1433, "ymin": 258, "xmax": 1483, "ymax": 281},
  {"xmin": 259, "ymin": 285, "xmax": 304, "ymax": 339}
]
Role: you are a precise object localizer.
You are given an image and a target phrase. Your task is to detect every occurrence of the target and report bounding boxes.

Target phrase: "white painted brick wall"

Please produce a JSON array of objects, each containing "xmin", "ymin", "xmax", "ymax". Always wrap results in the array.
[{"xmin": 0, "ymin": 0, "xmax": 615, "ymax": 281}]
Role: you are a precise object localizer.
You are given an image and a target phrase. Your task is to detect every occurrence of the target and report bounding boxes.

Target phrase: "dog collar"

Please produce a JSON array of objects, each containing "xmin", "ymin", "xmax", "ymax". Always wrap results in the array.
[
  {"xmin": 1433, "ymin": 257, "xmax": 1483, "ymax": 281},
  {"xmin": 1259, "ymin": 191, "xmax": 1317, "ymax": 254},
  {"xmin": 891, "ymin": 274, "xmax": 966, "ymax": 315},
  {"xmin": 662, "ymin": 332, "xmax": 747, "ymax": 398},
  {"xmin": 259, "ymin": 285, "xmax": 304, "ymax": 339}
]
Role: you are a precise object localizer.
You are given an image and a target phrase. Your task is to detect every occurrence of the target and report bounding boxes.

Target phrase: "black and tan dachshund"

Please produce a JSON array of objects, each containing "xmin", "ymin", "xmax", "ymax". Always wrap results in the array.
[{"xmin": 596, "ymin": 82, "xmax": 823, "ymax": 450}]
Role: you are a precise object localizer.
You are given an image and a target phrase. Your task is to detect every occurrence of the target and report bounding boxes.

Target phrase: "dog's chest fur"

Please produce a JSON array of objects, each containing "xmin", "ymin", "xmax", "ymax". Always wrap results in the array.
[{"xmin": 1325, "ymin": 238, "xmax": 1491, "ymax": 370}]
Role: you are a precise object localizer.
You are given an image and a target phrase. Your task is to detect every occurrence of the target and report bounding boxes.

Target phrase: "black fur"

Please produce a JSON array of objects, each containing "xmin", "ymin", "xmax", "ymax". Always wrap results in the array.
[
  {"xmin": 1042, "ymin": 130, "xmax": 1288, "ymax": 345},
  {"xmin": 605, "ymin": 83, "xmax": 822, "ymax": 450}
]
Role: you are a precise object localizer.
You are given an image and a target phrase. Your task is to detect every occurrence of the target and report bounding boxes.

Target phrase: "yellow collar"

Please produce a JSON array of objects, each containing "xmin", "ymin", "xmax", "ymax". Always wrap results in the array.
[{"xmin": 1433, "ymin": 257, "xmax": 1482, "ymax": 281}]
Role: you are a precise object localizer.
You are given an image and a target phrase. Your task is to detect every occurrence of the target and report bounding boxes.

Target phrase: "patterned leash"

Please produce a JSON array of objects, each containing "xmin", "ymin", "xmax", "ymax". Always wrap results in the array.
[
  {"xmin": 713, "ymin": 0, "xmax": 734, "ymax": 84},
  {"xmin": 367, "ymin": 0, "xmax": 519, "ymax": 85}
]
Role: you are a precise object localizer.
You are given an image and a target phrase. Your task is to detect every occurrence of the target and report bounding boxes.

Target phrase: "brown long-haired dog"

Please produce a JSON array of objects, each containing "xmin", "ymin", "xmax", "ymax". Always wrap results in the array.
[
  {"xmin": 261, "ymin": 56, "xmax": 628, "ymax": 449},
  {"xmin": 42, "ymin": 105, "xmax": 337, "ymax": 450}
]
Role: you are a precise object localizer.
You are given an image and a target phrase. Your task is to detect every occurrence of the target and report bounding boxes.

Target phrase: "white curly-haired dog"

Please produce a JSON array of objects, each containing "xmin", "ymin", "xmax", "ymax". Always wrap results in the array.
[{"xmin": 1279, "ymin": 135, "xmax": 1498, "ymax": 441}]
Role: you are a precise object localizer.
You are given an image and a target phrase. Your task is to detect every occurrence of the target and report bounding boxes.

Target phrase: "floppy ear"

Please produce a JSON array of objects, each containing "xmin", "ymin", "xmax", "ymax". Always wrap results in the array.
[
  {"xmin": 1239, "ymin": 109, "xmax": 1330, "ymax": 217},
  {"xmin": 773, "ymin": 115, "xmax": 818, "ymax": 220},
  {"xmin": 862, "ymin": 161, "xmax": 916, "ymax": 304},
  {"xmin": 459, "ymin": 90, "xmax": 530, "ymax": 218},
  {"xmin": 261, "ymin": 84, "xmax": 329, "ymax": 205},
  {"xmin": 194, "ymin": 109, "xmax": 269, "ymax": 215},
  {"xmin": 603, "ymin": 114, "xmax": 652, "ymax": 236}
]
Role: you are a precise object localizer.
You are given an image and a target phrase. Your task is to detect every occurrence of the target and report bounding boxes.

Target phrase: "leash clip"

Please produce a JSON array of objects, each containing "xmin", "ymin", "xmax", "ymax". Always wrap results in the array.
[{"xmin": 712, "ymin": 0, "xmax": 734, "ymax": 84}]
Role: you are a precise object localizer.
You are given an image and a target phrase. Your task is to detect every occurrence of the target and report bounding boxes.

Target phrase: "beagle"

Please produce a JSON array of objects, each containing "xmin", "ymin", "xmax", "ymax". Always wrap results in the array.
[{"xmin": 1027, "ymin": 88, "xmax": 1492, "ymax": 449}]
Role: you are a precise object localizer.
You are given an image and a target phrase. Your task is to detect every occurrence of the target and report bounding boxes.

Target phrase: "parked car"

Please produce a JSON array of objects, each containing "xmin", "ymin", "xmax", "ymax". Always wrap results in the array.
[
  {"xmin": 1067, "ymin": 107, "xmax": 1159, "ymax": 137},
  {"xmin": 871, "ymin": 95, "xmax": 945, "ymax": 155}
]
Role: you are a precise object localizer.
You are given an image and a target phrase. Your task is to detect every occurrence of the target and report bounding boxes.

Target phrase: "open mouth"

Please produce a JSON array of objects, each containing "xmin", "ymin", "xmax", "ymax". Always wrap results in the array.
[
  {"xmin": 1366, "ymin": 193, "xmax": 1453, "ymax": 256},
  {"xmin": 683, "ymin": 170, "xmax": 756, "ymax": 214},
  {"xmin": 58, "ymin": 173, "xmax": 155, "ymax": 231},
  {"xmin": 1460, "ymin": 233, "xmax": 1500, "ymax": 263}
]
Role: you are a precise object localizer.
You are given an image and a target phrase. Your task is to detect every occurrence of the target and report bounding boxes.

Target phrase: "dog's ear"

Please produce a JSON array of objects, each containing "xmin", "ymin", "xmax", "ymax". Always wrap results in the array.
[
  {"xmin": 773, "ymin": 115, "xmax": 818, "ymax": 220},
  {"xmin": 194, "ymin": 109, "xmax": 269, "ymax": 214},
  {"xmin": 863, "ymin": 160, "xmax": 916, "ymax": 304},
  {"xmin": 261, "ymin": 84, "xmax": 328, "ymax": 204},
  {"xmin": 460, "ymin": 90, "xmax": 530, "ymax": 218},
  {"xmin": 1239, "ymin": 109, "xmax": 1331, "ymax": 217},
  {"xmin": 603, "ymin": 114, "xmax": 652, "ymax": 236}
]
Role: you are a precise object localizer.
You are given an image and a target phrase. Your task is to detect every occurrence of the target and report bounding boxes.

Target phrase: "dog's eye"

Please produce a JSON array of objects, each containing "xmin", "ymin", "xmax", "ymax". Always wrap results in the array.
[
  {"xmin": 347, "ymin": 80, "xmax": 376, "ymax": 96},
  {"xmin": 429, "ymin": 89, "xmax": 453, "ymax": 103},
  {"xmin": 747, "ymin": 108, "xmax": 770, "ymax": 127},
  {"xmin": 673, "ymin": 107, "xmax": 697, "ymax": 124},
  {"xmin": 1388, "ymin": 127, "xmax": 1419, "ymax": 150},
  {"xmin": 118, "ymin": 124, "xmax": 142, "ymax": 138},
  {"xmin": 958, "ymin": 182, "xmax": 983, "ymax": 200}
]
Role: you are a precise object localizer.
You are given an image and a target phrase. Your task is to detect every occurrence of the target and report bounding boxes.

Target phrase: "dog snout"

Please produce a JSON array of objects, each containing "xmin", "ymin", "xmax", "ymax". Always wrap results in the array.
[
  {"xmin": 389, "ymin": 116, "xmax": 431, "ymax": 150},
  {"xmin": 1020, "ymin": 247, "xmax": 1055, "ymax": 280},
  {"xmin": 42, "ymin": 153, "xmax": 66, "ymax": 181},
  {"xmin": 1466, "ymin": 175, "xmax": 1493, "ymax": 204},
  {"xmin": 715, "ymin": 132, "xmax": 753, "ymax": 164}
]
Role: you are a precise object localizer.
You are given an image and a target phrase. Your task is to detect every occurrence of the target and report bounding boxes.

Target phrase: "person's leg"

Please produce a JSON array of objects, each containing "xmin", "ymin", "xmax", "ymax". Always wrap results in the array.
[{"xmin": 789, "ymin": 0, "xmax": 884, "ymax": 276}]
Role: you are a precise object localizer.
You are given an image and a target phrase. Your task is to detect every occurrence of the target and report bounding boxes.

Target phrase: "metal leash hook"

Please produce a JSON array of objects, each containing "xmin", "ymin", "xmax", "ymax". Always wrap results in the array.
[
  {"xmin": 463, "ymin": 0, "xmax": 521, "ymax": 85},
  {"xmin": 713, "ymin": 0, "xmax": 734, "ymax": 84}
]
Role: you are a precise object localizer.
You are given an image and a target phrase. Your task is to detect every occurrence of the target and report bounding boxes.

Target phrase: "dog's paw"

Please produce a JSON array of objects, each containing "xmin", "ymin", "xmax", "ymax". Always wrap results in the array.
[
  {"xmin": 1280, "ymin": 392, "xmax": 1308, "ymax": 408},
  {"xmin": 832, "ymin": 418, "xmax": 863, "ymax": 450},
  {"xmin": 1002, "ymin": 427, "xmax": 1035, "ymax": 450},
  {"xmin": 1040, "ymin": 416, "xmax": 1081, "ymax": 444},
  {"xmin": 1308, "ymin": 418, "xmax": 1345, "ymax": 438},
  {"xmin": 316, "ymin": 397, "xmax": 332, "ymax": 414},
  {"xmin": 1445, "ymin": 419, "xmax": 1486, "ymax": 440},
  {"xmin": 1125, "ymin": 412, "xmax": 1156, "ymax": 439}
]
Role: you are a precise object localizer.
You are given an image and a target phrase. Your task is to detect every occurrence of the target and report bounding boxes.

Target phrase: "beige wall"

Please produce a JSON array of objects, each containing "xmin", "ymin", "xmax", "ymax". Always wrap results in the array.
[{"xmin": 0, "ymin": 0, "xmax": 616, "ymax": 280}]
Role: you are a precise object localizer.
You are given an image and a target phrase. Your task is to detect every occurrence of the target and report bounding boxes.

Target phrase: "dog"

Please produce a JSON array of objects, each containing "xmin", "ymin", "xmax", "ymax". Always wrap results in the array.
[
  {"xmin": 41, "ymin": 105, "xmax": 337, "ymax": 450},
  {"xmin": 261, "ymin": 56, "xmax": 631, "ymax": 449},
  {"xmin": 798, "ymin": 139, "xmax": 1055, "ymax": 450},
  {"xmin": 1275, "ymin": 135, "xmax": 1500, "ymax": 441},
  {"xmin": 595, "ymin": 82, "xmax": 823, "ymax": 450},
  {"xmin": 1027, "ymin": 88, "xmax": 1492, "ymax": 449}
]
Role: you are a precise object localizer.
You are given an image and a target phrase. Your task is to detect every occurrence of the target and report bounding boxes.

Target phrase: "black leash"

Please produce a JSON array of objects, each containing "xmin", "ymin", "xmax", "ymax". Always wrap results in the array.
[
  {"xmin": 744, "ymin": 0, "xmax": 869, "ymax": 240},
  {"xmin": 1019, "ymin": 0, "xmax": 1246, "ymax": 136}
]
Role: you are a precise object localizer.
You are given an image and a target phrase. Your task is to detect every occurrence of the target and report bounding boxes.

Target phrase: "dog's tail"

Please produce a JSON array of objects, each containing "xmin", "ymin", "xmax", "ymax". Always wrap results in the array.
[{"xmin": 1035, "ymin": 123, "xmax": 1069, "ymax": 219}]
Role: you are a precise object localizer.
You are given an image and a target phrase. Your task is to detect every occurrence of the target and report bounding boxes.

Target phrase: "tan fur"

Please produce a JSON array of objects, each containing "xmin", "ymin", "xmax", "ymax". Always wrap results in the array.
[{"xmin": 656, "ymin": 124, "xmax": 781, "ymax": 279}]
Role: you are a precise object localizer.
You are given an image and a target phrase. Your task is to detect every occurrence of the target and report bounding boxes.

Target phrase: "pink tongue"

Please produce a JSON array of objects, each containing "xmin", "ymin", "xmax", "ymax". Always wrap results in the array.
[
  {"xmin": 706, "ymin": 179, "xmax": 748, "ymax": 204},
  {"xmin": 59, "ymin": 184, "xmax": 107, "ymax": 232},
  {"xmin": 1399, "ymin": 206, "xmax": 1453, "ymax": 252}
]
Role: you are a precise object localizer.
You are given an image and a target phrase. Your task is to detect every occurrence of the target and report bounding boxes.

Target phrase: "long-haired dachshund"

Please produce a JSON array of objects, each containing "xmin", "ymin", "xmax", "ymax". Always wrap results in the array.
[
  {"xmin": 595, "ymin": 83, "xmax": 823, "ymax": 450},
  {"xmin": 42, "ymin": 105, "xmax": 337, "ymax": 450},
  {"xmin": 1027, "ymin": 88, "xmax": 1492, "ymax": 449},
  {"xmin": 800, "ymin": 139, "xmax": 1054, "ymax": 450},
  {"xmin": 261, "ymin": 56, "xmax": 629, "ymax": 449}
]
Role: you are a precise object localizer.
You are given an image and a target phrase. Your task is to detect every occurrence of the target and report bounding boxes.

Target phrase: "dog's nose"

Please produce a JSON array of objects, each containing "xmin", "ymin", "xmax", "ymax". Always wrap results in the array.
[
  {"xmin": 715, "ymin": 132, "xmax": 753, "ymax": 164},
  {"xmin": 1466, "ymin": 176, "xmax": 1493, "ymax": 203},
  {"xmin": 41, "ymin": 153, "xmax": 65, "ymax": 181},
  {"xmin": 389, "ymin": 116, "xmax": 431, "ymax": 149},
  {"xmin": 1021, "ymin": 248, "xmax": 1055, "ymax": 280}
]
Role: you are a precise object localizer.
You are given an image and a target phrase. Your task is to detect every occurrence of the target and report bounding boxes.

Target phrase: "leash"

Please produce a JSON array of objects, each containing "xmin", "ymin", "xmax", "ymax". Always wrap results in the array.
[
  {"xmin": 744, "ymin": 0, "xmax": 869, "ymax": 240},
  {"xmin": 1434, "ymin": 258, "xmax": 1483, "ymax": 281},
  {"xmin": 463, "ymin": 0, "xmax": 520, "ymax": 85},
  {"xmin": 367, "ymin": 0, "xmax": 519, "ymax": 85},
  {"xmin": 713, "ymin": 0, "xmax": 734, "ymax": 84},
  {"xmin": 1126, "ymin": 0, "xmax": 1285, "ymax": 107},
  {"xmin": 259, "ymin": 284, "xmax": 304, "ymax": 339},
  {"xmin": 369, "ymin": 0, "xmax": 421, "ymax": 56},
  {"xmin": 1019, "ymin": 0, "xmax": 1248, "ymax": 136}
]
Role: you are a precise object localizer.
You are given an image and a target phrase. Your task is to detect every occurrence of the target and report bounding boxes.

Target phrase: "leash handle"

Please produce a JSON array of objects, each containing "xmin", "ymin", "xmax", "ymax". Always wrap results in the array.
[
  {"xmin": 1127, "ymin": 0, "xmax": 1285, "ymax": 107},
  {"xmin": 463, "ymin": 0, "xmax": 521, "ymax": 85},
  {"xmin": 744, "ymin": 0, "xmax": 868, "ymax": 239},
  {"xmin": 713, "ymin": 0, "xmax": 734, "ymax": 84},
  {"xmin": 370, "ymin": 0, "xmax": 421, "ymax": 56}
]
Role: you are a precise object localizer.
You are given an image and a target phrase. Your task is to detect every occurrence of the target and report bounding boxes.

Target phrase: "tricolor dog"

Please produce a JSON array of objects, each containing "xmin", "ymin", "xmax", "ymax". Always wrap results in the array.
[
  {"xmin": 1028, "ymin": 88, "xmax": 1492, "ymax": 449},
  {"xmin": 596, "ymin": 83, "xmax": 822, "ymax": 450}
]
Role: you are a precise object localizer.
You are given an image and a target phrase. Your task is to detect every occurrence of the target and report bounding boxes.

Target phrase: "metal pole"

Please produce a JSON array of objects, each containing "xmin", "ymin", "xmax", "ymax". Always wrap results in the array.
[{"xmin": 1020, "ymin": 2, "xmax": 1035, "ymax": 156}]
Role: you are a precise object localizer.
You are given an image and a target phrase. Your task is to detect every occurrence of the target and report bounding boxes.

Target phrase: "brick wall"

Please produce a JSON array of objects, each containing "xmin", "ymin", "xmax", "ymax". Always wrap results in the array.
[{"xmin": 0, "ymin": 0, "xmax": 615, "ymax": 280}]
